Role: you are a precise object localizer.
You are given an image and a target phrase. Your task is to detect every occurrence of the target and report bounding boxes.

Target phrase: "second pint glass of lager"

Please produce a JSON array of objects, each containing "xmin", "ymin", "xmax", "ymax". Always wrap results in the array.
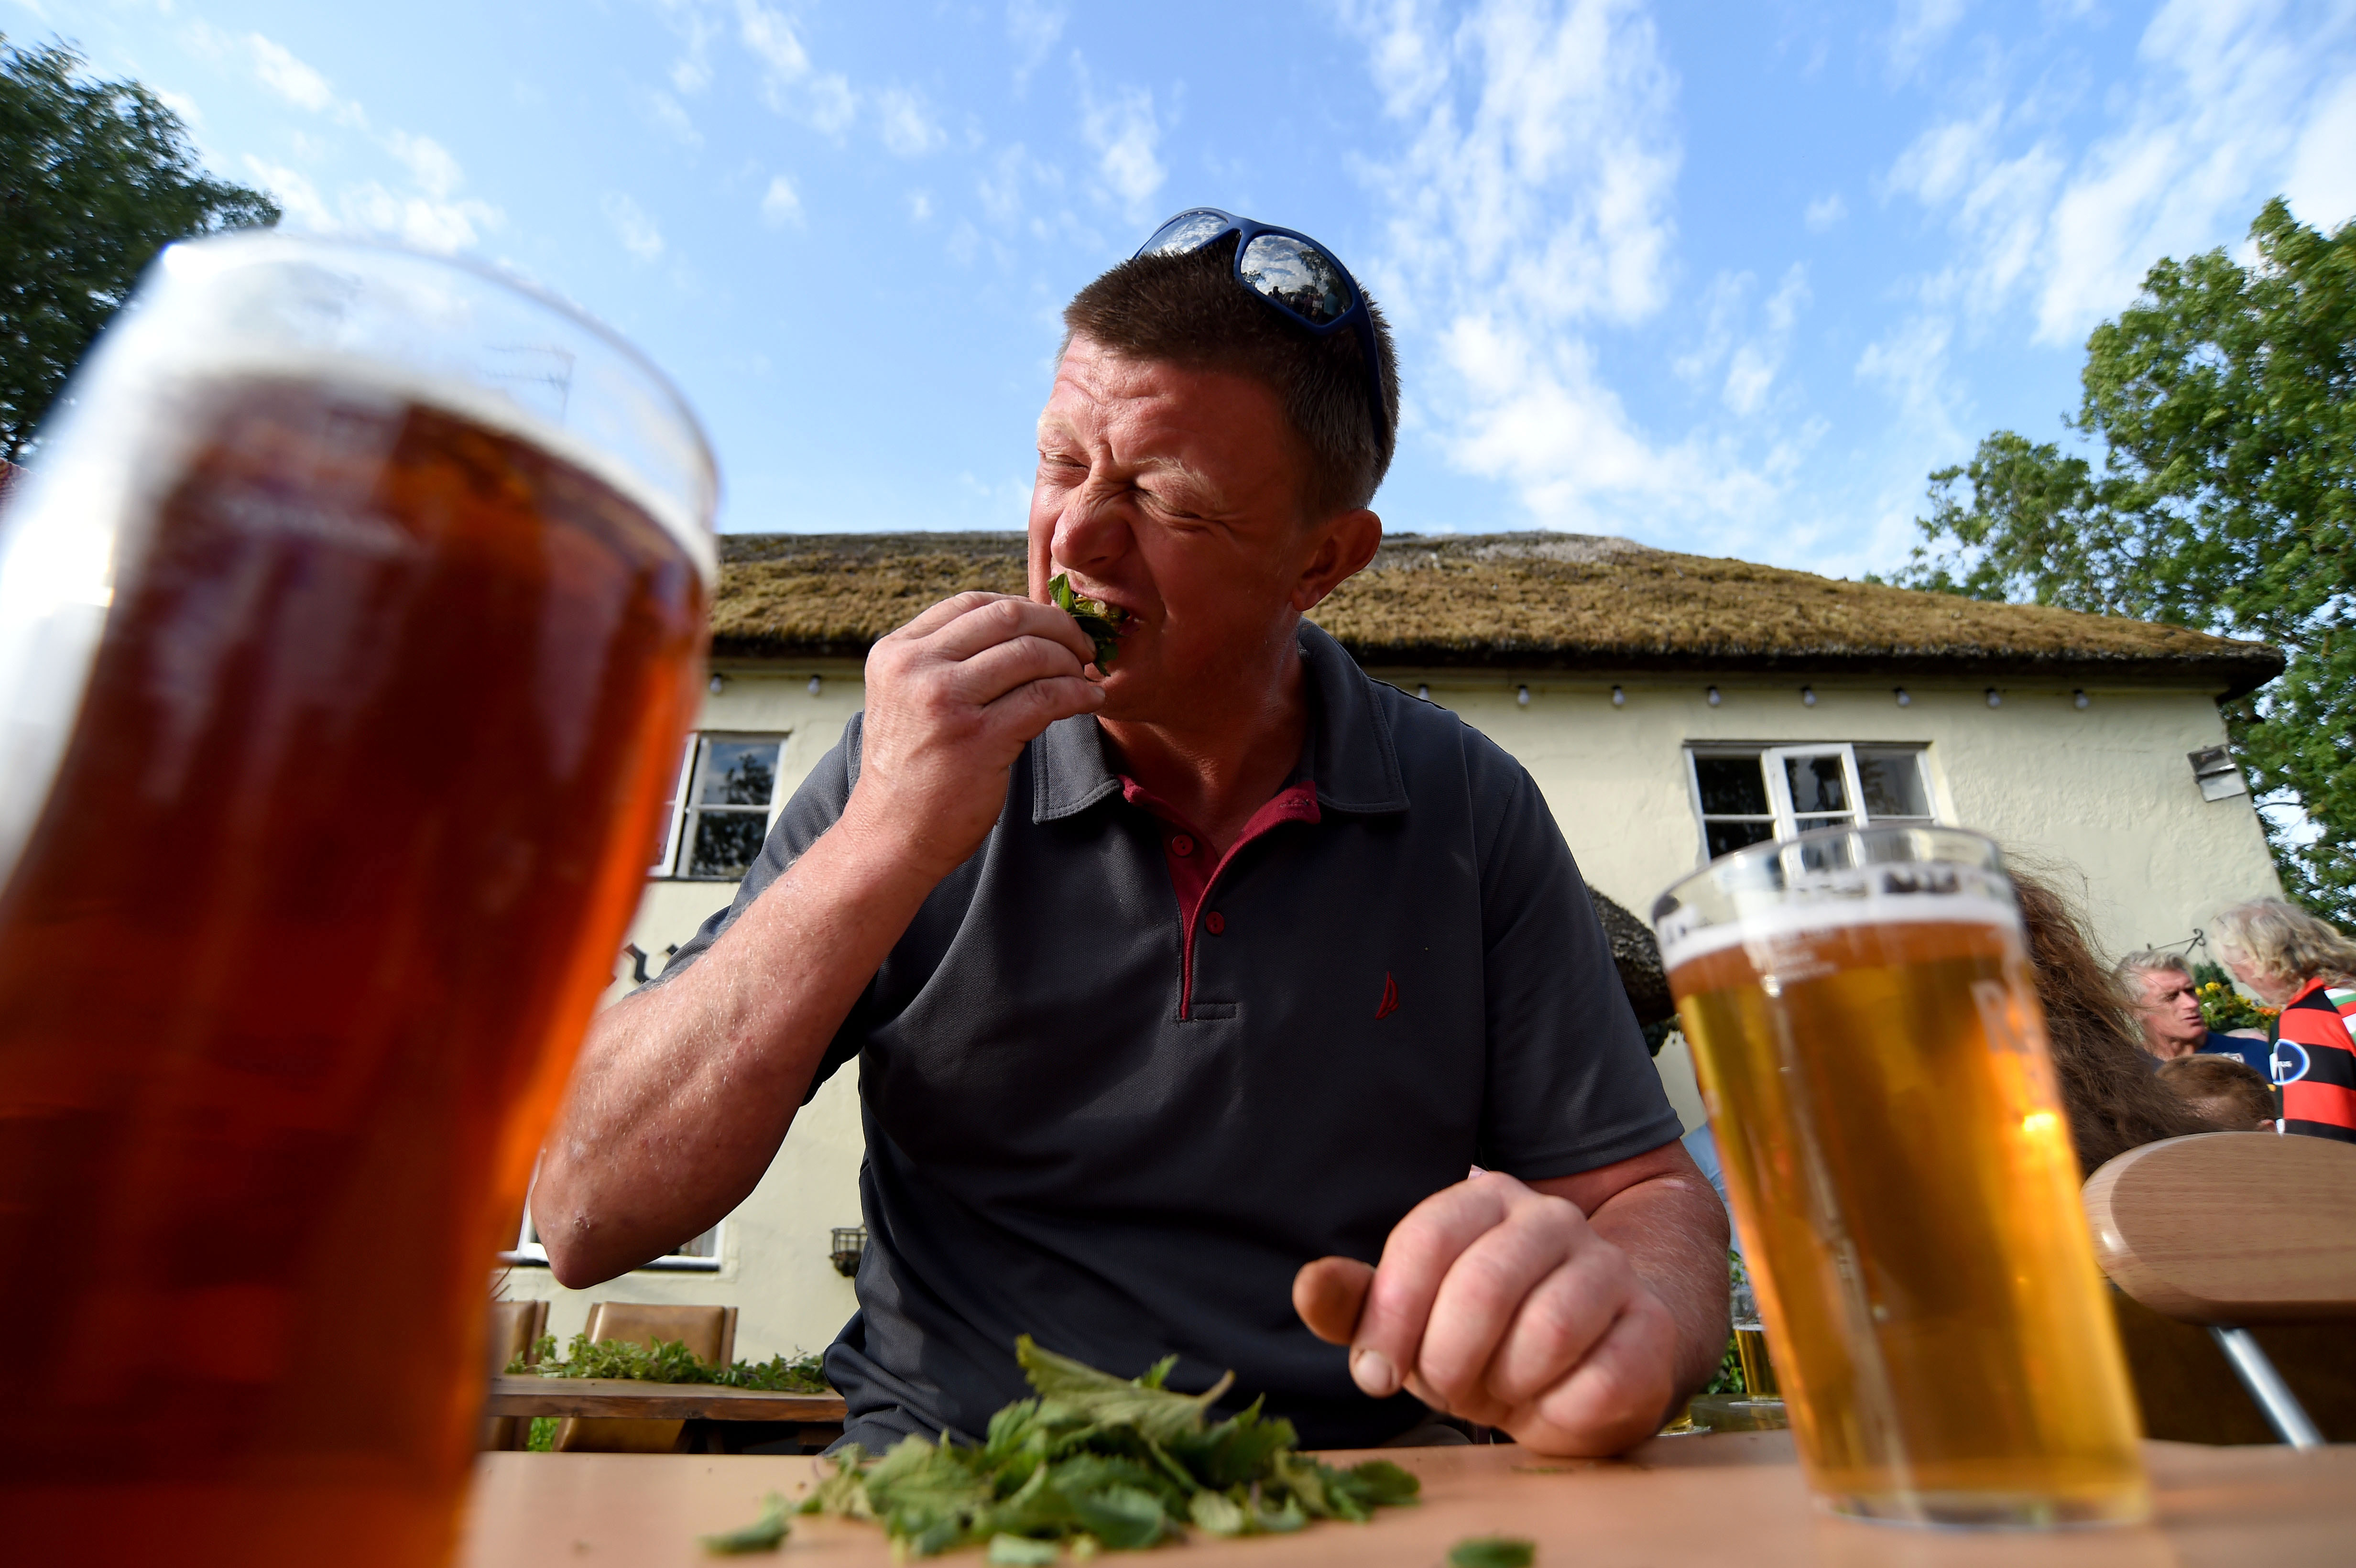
[{"xmin": 1653, "ymin": 827, "xmax": 2147, "ymax": 1527}]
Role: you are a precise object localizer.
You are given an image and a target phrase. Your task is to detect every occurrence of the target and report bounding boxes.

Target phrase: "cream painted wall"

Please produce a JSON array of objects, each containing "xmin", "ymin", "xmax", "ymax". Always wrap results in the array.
[{"xmin": 506, "ymin": 658, "xmax": 2281, "ymax": 1358}]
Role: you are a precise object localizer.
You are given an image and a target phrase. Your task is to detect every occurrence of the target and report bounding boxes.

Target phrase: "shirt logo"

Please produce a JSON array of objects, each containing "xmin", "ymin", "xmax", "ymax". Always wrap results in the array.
[
  {"xmin": 2272, "ymin": 1040, "xmax": 2311, "ymax": 1087},
  {"xmin": 1375, "ymin": 971, "xmax": 1399, "ymax": 1021}
]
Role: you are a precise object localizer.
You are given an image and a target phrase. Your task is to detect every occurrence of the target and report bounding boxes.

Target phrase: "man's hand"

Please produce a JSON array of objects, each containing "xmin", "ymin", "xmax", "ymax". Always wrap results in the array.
[
  {"xmin": 1293, "ymin": 1156, "xmax": 1728, "ymax": 1456},
  {"xmin": 847, "ymin": 591, "xmax": 1105, "ymax": 878}
]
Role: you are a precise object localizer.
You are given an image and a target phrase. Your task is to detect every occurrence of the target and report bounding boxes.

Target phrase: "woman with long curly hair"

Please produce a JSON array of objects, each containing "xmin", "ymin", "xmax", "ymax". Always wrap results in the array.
[{"xmin": 2007, "ymin": 867, "xmax": 2214, "ymax": 1173}]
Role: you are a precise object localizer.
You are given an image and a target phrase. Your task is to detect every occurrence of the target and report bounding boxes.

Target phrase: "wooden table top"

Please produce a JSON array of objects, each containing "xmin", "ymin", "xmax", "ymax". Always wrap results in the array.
[
  {"xmin": 484, "ymin": 1374, "xmax": 847, "ymax": 1422},
  {"xmin": 458, "ymin": 1433, "xmax": 2356, "ymax": 1566}
]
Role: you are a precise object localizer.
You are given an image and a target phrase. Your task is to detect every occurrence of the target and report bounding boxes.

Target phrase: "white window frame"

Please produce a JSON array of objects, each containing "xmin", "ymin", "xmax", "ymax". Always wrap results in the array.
[
  {"xmin": 501, "ymin": 1207, "xmax": 723, "ymax": 1274},
  {"xmin": 652, "ymin": 730, "xmax": 789, "ymax": 881},
  {"xmin": 1686, "ymin": 742, "xmax": 1936, "ymax": 860}
]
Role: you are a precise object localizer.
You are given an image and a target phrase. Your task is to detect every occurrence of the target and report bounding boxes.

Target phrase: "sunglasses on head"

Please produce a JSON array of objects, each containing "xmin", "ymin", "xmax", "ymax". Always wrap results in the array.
[{"xmin": 1134, "ymin": 207, "xmax": 1390, "ymax": 452}]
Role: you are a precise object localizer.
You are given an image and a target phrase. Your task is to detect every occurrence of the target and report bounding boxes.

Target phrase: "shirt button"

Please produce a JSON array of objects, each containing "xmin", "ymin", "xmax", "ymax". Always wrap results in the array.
[
  {"xmin": 1205, "ymin": 911, "xmax": 1226, "ymax": 935},
  {"xmin": 1171, "ymin": 834, "xmax": 1194, "ymax": 857}
]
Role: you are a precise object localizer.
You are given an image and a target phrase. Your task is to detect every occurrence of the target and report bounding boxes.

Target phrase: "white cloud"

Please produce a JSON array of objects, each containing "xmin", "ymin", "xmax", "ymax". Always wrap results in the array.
[
  {"xmin": 878, "ymin": 87, "xmax": 946, "ymax": 156},
  {"xmin": 1340, "ymin": 0, "xmax": 1796, "ymax": 541},
  {"xmin": 247, "ymin": 33, "xmax": 336, "ymax": 113},
  {"xmin": 1887, "ymin": 0, "xmax": 1969, "ymax": 80},
  {"xmin": 1886, "ymin": 0, "xmax": 2356, "ymax": 345},
  {"xmin": 1803, "ymin": 191, "xmax": 1846, "ymax": 231},
  {"xmin": 1077, "ymin": 71, "xmax": 1165, "ymax": 222},
  {"xmin": 663, "ymin": 0, "xmax": 720, "ymax": 94},
  {"xmin": 760, "ymin": 174, "xmax": 805, "ymax": 229},
  {"xmin": 384, "ymin": 131, "xmax": 463, "ymax": 201},
  {"xmin": 907, "ymin": 188, "xmax": 934, "ymax": 223},
  {"xmin": 647, "ymin": 91, "xmax": 703, "ymax": 147},
  {"xmin": 1008, "ymin": 0, "xmax": 1066, "ymax": 92},
  {"xmin": 602, "ymin": 192, "xmax": 666, "ymax": 261},
  {"xmin": 736, "ymin": 0, "xmax": 858, "ymax": 134},
  {"xmin": 2283, "ymin": 69, "xmax": 2356, "ymax": 228}
]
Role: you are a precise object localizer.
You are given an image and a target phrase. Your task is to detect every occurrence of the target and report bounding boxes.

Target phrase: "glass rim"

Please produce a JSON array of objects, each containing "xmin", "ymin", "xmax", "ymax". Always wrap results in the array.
[
  {"xmin": 1650, "ymin": 824, "xmax": 2018, "ymax": 969},
  {"xmin": 153, "ymin": 229, "xmax": 716, "ymax": 490}
]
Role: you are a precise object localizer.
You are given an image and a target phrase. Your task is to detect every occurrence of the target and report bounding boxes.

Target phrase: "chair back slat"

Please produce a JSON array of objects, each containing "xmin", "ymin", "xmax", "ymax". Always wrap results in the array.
[{"xmin": 2083, "ymin": 1132, "xmax": 2356, "ymax": 1325}]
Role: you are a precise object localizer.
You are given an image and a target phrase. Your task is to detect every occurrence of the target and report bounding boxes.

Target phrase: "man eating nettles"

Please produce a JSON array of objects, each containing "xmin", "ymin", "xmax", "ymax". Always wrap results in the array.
[{"xmin": 535, "ymin": 210, "xmax": 1731, "ymax": 1457}]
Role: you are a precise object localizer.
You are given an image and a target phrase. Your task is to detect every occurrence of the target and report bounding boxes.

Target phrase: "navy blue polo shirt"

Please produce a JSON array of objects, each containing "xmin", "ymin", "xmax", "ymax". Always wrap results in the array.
[{"xmin": 661, "ymin": 623, "xmax": 1680, "ymax": 1449}]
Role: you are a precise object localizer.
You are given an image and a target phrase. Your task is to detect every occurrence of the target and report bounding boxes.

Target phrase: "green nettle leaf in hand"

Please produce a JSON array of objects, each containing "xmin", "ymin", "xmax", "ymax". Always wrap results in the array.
[
  {"xmin": 792, "ymin": 1335, "xmax": 1419, "ymax": 1557},
  {"xmin": 699, "ymin": 1493, "xmax": 790, "ymax": 1555},
  {"xmin": 1048, "ymin": 574, "xmax": 1129, "ymax": 670},
  {"xmin": 1449, "ymin": 1536, "xmax": 1538, "ymax": 1568}
]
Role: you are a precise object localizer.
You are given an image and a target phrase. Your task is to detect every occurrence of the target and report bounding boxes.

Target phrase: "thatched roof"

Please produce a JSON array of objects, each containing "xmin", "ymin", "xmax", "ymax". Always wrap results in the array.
[{"xmin": 710, "ymin": 531, "xmax": 2282, "ymax": 696}]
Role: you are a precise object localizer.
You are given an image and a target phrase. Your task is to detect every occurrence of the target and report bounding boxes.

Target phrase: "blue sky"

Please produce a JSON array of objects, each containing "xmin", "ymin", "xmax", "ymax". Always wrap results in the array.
[{"xmin": 14, "ymin": 0, "xmax": 2356, "ymax": 577}]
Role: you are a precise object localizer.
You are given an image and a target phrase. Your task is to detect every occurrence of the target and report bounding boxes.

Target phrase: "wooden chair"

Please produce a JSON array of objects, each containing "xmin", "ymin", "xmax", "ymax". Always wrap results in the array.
[
  {"xmin": 480, "ymin": 1299, "xmax": 549, "ymax": 1451},
  {"xmin": 2083, "ymin": 1132, "xmax": 2356, "ymax": 1447},
  {"xmin": 550, "ymin": 1303, "xmax": 737, "ymax": 1454}
]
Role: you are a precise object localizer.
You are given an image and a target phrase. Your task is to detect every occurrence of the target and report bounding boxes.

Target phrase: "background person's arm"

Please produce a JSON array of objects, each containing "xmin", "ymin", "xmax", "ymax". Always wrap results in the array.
[{"xmin": 532, "ymin": 593, "xmax": 1102, "ymax": 1287}]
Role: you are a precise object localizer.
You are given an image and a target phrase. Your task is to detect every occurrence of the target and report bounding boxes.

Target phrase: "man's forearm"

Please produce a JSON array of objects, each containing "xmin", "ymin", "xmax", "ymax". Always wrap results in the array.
[
  {"xmin": 532, "ymin": 805, "xmax": 943, "ymax": 1285},
  {"xmin": 1584, "ymin": 1173, "xmax": 1732, "ymax": 1399}
]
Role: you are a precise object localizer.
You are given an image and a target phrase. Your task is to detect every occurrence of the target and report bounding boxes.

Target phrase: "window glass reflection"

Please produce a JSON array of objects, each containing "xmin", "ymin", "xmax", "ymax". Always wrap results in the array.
[
  {"xmin": 698, "ymin": 740, "xmax": 777, "ymax": 807},
  {"xmin": 1783, "ymin": 754, "xmax": 1849, "ymax": 814},
  {"xmin": 688, "ymin": 813, "xmax": 769, "ymax": 881},
  {"xmin": 1857, "ymin": 748, "xmax": 1930, "ymax": 818},
  {"xmin": 1694, "ymin": 755, "xmax": 1770, "ymax": 816}
]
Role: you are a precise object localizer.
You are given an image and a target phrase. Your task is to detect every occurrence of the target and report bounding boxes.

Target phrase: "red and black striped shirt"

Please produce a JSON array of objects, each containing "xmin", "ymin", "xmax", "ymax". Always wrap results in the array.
[{"xmin": 2274, "ymin": 977, "xmax": 2356, "ymax": 1144}]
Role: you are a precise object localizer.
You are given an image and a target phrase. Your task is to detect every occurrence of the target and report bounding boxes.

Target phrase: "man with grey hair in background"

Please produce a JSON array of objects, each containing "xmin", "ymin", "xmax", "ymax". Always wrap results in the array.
[{"xmin": 2114, "ymin": 949, "xmax": 2270, "ymax": 1076}]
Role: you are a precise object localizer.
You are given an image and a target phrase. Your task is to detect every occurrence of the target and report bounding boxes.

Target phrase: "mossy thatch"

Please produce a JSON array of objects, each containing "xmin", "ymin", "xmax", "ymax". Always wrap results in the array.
[{"xmin": 710, "ymin": 531, "xmax": 2282, "ymax": 696}]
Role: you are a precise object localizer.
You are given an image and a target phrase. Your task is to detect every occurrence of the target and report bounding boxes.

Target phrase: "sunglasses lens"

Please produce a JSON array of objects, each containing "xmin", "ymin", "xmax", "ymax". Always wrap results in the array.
[
  {"xmin": 1239, "ymin": 233, "xmax": 1353, "ymax": 325},
  {"xmin": 1139, "ymin": 209, "xmax": 1231, "ymax": 257}
]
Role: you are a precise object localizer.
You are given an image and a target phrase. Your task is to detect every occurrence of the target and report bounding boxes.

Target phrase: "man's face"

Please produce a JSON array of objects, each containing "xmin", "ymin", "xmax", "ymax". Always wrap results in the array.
[
  {"xmin": 2132, "ymin": 968, "xmax": 2209, "ymax": 1056},
  {"xmin": 1027, "ymin": 335, "xmax": 1377, "ymax": 722}
]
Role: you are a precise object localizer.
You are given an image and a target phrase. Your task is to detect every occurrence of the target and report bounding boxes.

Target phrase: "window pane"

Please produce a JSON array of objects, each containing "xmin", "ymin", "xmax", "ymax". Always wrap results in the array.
[
  {"xmin": 1694, "ymin": 755, "xmax": 1769, "ymax": 816},
  {"xmin": 667, "ymin": 1228, "xmax": 719, "ymax": 1259},
  {"xmin": 1705, "ymin": 818, "xmax": 1777, "ymax": 859},
  {"xmin": 698, "ymin": 740, "xmax": 779, "ymax": 807},
  {"xmin": 1857, "ymin": 748, "xmax": 1930, "ymax": 819},
  {"xmin": 1795, "ymin": 814, "xmax": 1851, "ymax": 836},
  {"xmin": 687, "ymin": 811, "xmax": 769, "ymax": 880},
  {"xmin": 1783, "ymin": 754, "xmax": 1849, "ymax": 814}
]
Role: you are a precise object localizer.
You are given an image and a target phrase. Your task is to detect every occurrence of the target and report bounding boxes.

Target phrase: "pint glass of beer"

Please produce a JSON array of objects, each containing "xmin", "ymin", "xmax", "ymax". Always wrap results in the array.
[
  {"xmin": 1653, "ymin": 827, "xmax": 2147, "ymax": 1527},
  {"xmin": 0, "ymin": 235, "xmax": 714, "ymax": 1565}
]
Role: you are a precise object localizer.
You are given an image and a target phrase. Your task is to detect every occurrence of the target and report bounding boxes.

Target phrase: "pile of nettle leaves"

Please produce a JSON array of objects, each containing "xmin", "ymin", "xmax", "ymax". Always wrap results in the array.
[
  {"xmin": 797, "ymin": 1337, "xmax": 1418, "ymax": 1560},
  {"xmin": 1048, "ymin": 573, "xmax": 1128, "ymax": 671},
  {"xmin": 507, "ymin": 1333, "xmax": 830, "ymax": 1393}
]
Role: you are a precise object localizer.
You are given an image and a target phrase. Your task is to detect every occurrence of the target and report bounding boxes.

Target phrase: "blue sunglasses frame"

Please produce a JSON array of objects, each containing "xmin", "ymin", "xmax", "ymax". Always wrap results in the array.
[{"xmin": 1134, "ymin": 207, "xmax": 1391, "ymax": 453}]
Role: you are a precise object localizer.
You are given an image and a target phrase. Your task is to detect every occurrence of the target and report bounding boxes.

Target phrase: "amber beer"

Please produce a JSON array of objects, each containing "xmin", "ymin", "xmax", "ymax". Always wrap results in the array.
[
  {"xmin": 0, "ymin": 240, "xmax": 711, "ymax": 1566},
  {"xmin": 1656, "ymin": 830, "xmax": 2147, "ymax": 1526}
]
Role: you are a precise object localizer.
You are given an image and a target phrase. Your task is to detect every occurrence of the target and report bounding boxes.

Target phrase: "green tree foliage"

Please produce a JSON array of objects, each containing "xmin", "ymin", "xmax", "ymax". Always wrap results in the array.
[
  {"xmin": 1, "ymin": 37, "xmax": 280, "ymax": 458},
  {"xmin": 1888, "ymin": 199, "xmax": 2355, "ymax": 924}
]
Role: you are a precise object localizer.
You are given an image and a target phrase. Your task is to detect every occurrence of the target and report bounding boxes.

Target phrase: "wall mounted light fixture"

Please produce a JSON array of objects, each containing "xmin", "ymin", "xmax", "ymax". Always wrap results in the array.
[
  {"xmin": 1985, "ymin": 688, "xmax": 2003, "ymax": 708},
  {"xmin": 830, "ymin": 1226, "xmax": 867, "ymax": 1278},
  {"xmin": 1516, "ymin": 685, "xmax": 1531, "ymax": 707},
  {"xmin": 708, "ymin": 674, "xmax": 727, "ymax": 694},
  {"xmin": 2074, "ymin": 689, "xmax": 2091, "ymax": 709},
  {"xmin": 807, "ymin": 675, "xmax": 823, "ymax": 696},
  {"xmin": 1801, "ymin": 686, "xmax": 1817, "ymax": 707},
  {"xmin": 1894, "ymin": 688, "xmax": 1911, "ymax": 708},
  {"xmin": 1705, "ymin": 686, "xmax": 1722, "ymax": 707},
  {"xmin": 1610, "ymin": 685, "xmax": 1625, "ymax": 707}
]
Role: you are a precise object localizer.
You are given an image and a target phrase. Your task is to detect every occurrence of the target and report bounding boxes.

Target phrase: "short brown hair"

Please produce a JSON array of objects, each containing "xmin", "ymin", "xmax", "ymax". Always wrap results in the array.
[
  {"xmin": 1062, "ymin": 233, "xmax": 1400, "ymax": 518},
  {"xmin": 2156, "ymin": 1054, "xmax": 2278, "ymax": 1128}
]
